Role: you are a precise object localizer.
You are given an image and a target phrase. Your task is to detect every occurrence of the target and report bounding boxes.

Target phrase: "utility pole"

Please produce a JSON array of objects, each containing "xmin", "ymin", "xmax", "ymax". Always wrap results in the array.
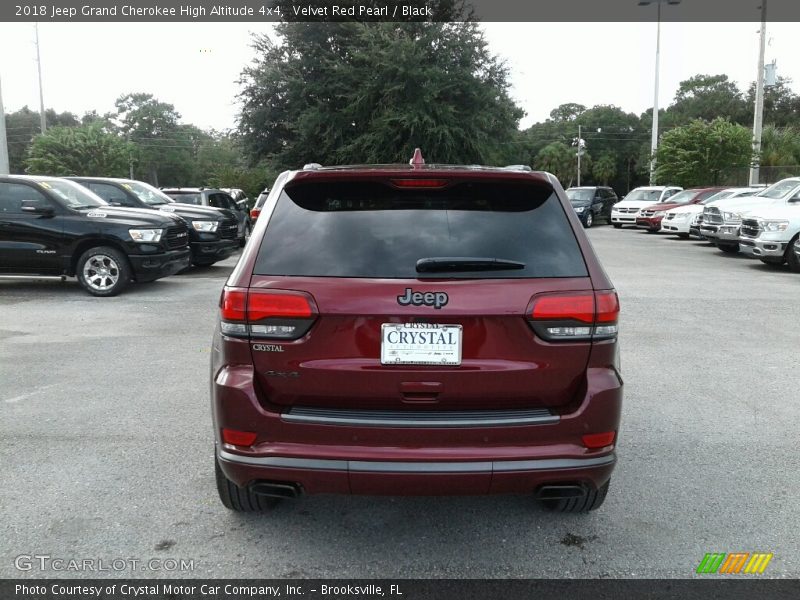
[
  {"xmin": 649, "ymin": 1, "xmax": 662, "ymax": 185},
  {"xmin": 0, "ymin": 74, "xmax": 10, "ymax": 174},
  {"xmin": 577, "ymin": 124, "xmax": 582, "ymax": 186},
  {"xmin": 35, "ymin": 22, "xmax": 46, "ymax": 134},
  {"xmin": 749, "ymin": 0, "xmax": 768, "ymax": 186}
]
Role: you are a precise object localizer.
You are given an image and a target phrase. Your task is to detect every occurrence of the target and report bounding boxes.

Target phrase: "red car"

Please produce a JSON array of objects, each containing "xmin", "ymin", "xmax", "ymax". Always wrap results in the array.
[
  {"xmin": 211, "ymin": 152, "xmax": 622, "ymax": 513},
  {"xmin": 635, "ymin": 187, "xmax": 724, "ymax": 232}
]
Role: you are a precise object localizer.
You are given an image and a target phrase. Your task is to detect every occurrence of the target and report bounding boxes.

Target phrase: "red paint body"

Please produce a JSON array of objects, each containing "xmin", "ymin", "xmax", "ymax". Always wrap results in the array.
[
  {"xmin": 211, "ymin": 166, "xmax": 622, "ymax": 498},
  {"xmin": 636, "ymin": 187, "xmax": 724, "ymax": 231}
]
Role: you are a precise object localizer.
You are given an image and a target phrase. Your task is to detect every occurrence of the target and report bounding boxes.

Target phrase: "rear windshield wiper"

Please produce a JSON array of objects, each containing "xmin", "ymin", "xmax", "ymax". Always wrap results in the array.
[{"xmin": 416, "ymin": 257, "xmax": 526, "ymax": 273}]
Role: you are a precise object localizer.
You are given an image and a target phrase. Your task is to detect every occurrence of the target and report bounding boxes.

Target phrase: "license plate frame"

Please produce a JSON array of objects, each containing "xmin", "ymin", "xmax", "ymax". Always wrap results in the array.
[{"xmin": 380, "ymin": 323, "xmax": 463, "ymax": 366}]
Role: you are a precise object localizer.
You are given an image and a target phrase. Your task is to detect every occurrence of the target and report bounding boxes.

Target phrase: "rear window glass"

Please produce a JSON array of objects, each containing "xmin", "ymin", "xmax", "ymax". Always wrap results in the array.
[{"xmin": 253, "ymin": 180, "xmax": 588, "ymax": 279}]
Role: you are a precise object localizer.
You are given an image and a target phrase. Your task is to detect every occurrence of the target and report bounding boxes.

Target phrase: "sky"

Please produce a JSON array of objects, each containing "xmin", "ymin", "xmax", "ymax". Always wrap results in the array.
[{"xmin": 0, "ymin": 21, "xmax": 797, "ymax": 134}]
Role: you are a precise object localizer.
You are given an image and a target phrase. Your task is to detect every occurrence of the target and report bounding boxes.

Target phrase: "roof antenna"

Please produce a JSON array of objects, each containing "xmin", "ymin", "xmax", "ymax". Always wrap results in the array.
[{"xmin": 409, "ymin": 148, "xmax": 425, "ymax": 168}]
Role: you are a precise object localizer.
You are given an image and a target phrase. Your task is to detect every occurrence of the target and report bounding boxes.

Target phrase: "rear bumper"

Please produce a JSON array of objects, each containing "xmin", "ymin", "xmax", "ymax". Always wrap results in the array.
[
  {"xmin": 217, "ymin": 448, "xmax": 616, "ymax": 495},
  {"xmin": 128, "ymin": 248, "xmax": 190, "ymax": 282},
  {"xmin": 212, "ymin": 360, "xmax": 622, "ymax": 496}
]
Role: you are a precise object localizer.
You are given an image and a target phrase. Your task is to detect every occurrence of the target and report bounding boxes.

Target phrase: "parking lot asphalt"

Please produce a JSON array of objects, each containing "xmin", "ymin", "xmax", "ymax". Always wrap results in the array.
[{"xmin": 1, "ymin": 227, "xmax": 799, "ymax": 579}]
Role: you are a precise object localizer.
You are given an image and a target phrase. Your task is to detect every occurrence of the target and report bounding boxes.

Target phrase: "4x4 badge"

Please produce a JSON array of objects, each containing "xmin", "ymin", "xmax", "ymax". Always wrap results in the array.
[{"xmin": 397, "ymin": 288, "xmax": 448, "ymax": 309}]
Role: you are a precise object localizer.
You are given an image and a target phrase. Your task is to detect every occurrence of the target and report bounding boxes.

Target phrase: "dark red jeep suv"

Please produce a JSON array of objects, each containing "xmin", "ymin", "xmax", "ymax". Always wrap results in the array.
[{"xmin": 211, "ymin": 152, "xmax": 622, "ymax": 513}]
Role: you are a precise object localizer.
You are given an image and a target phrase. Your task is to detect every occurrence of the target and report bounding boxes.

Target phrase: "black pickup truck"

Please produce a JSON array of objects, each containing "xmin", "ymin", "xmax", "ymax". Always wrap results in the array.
[
  {"xmin": 0, "ymin": 175, "xmax": 190, "ymax": 296},
  {"xmin": 68, "ymin": 177, "xmax": 240, "ymax": 267}
]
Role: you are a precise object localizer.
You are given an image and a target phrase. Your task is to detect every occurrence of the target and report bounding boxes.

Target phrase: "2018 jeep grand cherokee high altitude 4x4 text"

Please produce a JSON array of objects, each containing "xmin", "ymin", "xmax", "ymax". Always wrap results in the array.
[{"xmin": 211, "ymin": 152, "xmax": 622, "ymax": 513}]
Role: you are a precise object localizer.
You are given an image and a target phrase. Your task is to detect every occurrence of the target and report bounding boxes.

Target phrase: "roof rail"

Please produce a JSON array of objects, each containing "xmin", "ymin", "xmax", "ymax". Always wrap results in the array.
[
  {"xmin": 502, "ymin": 165, "xmax": 532, "ymax": 172},
  {"xmin": 303, "ymin": 163, "xmax": 323, "ymax": 171}
]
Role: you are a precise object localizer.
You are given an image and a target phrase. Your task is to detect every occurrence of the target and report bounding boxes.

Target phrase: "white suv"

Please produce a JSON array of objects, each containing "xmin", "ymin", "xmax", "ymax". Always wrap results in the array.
[{"xmin": 611, "ymin": 186, "xmax": 682, "ymax": 228}]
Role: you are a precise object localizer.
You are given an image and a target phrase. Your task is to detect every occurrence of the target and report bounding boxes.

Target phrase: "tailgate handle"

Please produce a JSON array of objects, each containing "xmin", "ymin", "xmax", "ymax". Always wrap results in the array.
[{"xmin": 400, "ymin": 381, "xmax": 442, "ymax": 403}]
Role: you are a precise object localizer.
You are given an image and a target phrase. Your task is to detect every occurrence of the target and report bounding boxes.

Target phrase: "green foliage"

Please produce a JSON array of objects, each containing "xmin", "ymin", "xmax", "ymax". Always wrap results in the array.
[
  {"xmin": 667, "ymin": 74, "xmax": 748, "ymax": 125},
  {"xmin": 654, "ymin": 119, "xmax": 753, "ymax": 187},
  {"xmin": 592, "ymin": 153, "xmax": 617, "ymax": 186},
  {"xmin": 237, "ymin": 21, "xmax": 524, "ymax": 168},
  {"xmin": 114, "ymin": 93, "xmax": 188, "ymax": 186},
  {"xmin": 549, "ymin": 103, "xmax": 586, "ymax": 123},
  {"xmin": 3, "ymin": 107, "xmax": 79, "ymax": 173},
  {"xmin": 746, "ymin": 77, "xmax": 800, "ymax": 128},
  {"xmin": 25, "ymin": 124, "xmax": 131, "ymax": 177},
  {"xmin": 208, "ymin": 164, "xmax": 279, "ymax": 200},
  {"xmin": 534, "ymin": 142, "xmax": 575, "ymax": 187},
  {"xmin": 758, "ymin": 125, "xmax": 800, "ymax": 169}
]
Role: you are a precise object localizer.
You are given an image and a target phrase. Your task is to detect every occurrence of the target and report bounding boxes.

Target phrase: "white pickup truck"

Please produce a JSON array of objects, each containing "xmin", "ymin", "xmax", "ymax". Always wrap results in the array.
[
  {"xmin": 700, "ymin": 177, "xmax": 800, "ymax": 253},
  {"xmin": 738, "ymin": 199, "xmax": 800, "ymax": 271}
]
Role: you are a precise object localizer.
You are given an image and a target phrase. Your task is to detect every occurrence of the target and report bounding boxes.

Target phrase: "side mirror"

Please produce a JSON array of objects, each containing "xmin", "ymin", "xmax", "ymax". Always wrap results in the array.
[{"xmin": 21, "ymin": 199, "xmax": 55, "ymax": 216}]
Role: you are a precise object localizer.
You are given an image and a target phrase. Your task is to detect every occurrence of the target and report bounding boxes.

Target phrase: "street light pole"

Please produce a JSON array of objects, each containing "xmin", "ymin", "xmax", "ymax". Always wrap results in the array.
[
  {"xmin": 0, "ymin": 73, "xmax": 10, "ymax": 175},
  {"xmin": 749, "ymin": 0, "xmax": 768, "ymax": 186},
  {"xmin": 35, "ymin": 22, "xmax": 47, "ymax": 134},
  {"xmin": 639, "ymin": 0, "xmax": 681, "ymax": 185}
]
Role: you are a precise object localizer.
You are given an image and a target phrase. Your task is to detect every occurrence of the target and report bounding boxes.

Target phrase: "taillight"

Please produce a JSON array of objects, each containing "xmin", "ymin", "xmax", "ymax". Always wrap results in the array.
[
  {"xmin": 250, "ymin": 207, "xmax": 261, "ymax": 220},
  {"xmin": 389, "ymin": 178, "xmax": 450, "ymax": 188},
  {"xmin": 219, "ymin": 287, "xmax": 317, "ymax": 340},
  {"xmin": 528, "ymin": 291, "xmax": 619, "ymax": 341}
]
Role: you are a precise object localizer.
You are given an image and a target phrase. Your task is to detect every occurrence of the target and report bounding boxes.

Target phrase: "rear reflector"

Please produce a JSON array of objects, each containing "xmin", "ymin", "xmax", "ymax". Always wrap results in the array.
[
  {"xmin": 222, "ymin": 428, "xmax": 257, "ymax": 446},
  {"xmin": 390, "ymin": 178, "xmax": 450, "ymax": 188},
  {"xmin": 582, "ymin": 431, "xmax": 616, "ymax": 449}
]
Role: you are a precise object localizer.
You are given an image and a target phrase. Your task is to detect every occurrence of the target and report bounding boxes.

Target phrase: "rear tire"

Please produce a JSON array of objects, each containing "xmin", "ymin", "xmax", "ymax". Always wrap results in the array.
[
  {"xmin": 718, "ymin": 243, "xmax": 739, "ymax": 254},
  {"xmin": 541, "ymin": 480, "xmax": 610, "ymax": 513},
  {"xmin": 612, "ymin": 223, "xmax": 623, "ymax": 229},
  {"xmin": 76, "ymin": 246, "xmax": 130, "ymax": 297},
  {"xmin": 215, "ymin": 457, "xmax": 279, "ymax": 512}
]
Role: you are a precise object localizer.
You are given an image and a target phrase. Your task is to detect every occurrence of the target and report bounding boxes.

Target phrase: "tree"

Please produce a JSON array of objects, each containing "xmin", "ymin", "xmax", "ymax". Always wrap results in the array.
[
  {"xmin": 25, "ymin": 124, "xmax": 131, "ymax": 177},
  {"xmin": 592, "ymin": 153, "xmax": 617, "ymax": 185},
  {"xmin": 666, "ymin": 74, "xmax": 748, "ymax": 126},
  {"xmin": 115, "ymin": 93, "xmax": 187, "ymax": 185},
  {"xmin": 4, "ymin": 107, "xmax": 79, "ymax": 173},
  {"xmin": 745, "ymin": 77, "xmax": 800, "ymax": 128},
  {"xmin": 759, "ymin": 125, "xmax": 800, "ymax": 166},
  {"xmin": 654, "ymin": 118, "xmax": 752, "ymax": 187},
  {"xmin": 534, "ymin": 142, "xmax": 575, "ymax": 186},
  {"xmin": 237, "ymin": 20, "xmax": 524, "ymax": 168},
  {"xmin": 549, "ymin": 103, "xmax": 586, "ymax": 123}
]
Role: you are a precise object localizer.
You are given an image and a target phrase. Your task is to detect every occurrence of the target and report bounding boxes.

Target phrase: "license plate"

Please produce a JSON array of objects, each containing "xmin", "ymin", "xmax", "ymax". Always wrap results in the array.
[{"xmin": 380, "ymin": 323, "xmax": 462, "ymax": 366}]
